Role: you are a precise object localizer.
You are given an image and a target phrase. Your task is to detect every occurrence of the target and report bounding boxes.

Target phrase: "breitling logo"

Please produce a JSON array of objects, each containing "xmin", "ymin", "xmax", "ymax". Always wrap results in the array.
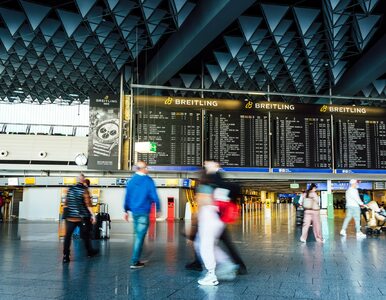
[
  {"xmin": 320, "ymin": 105, "xmax": 328, "ymax": 112},
  {"xmin": 245, "ymin": 101, "xmax": 253, "ymax": 109},
  {"xmin": 165, "ymin": 97, "xmax": 173, "ymax": 105}
]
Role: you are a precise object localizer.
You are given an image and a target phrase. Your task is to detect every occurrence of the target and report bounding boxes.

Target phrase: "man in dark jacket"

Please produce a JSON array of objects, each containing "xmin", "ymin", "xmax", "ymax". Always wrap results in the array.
[
  {"xmin": 63, "ymin": 174, "xmax": 98, "ymax": 263},
  {"xmin": 124, "ymin": 161, "xmax": 161, "ymax": 269}
]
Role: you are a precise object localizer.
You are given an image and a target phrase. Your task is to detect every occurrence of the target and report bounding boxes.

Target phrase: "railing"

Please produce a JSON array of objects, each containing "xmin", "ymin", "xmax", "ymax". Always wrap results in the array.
[{"xmin": 0, "ymin": 123, "xmax": 89, "ymax": 137}]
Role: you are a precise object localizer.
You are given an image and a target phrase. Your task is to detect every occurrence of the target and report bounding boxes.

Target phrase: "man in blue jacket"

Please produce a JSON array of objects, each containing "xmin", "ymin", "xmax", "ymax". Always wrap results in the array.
[{"xmin": 123, "ymin": 161, "xmax": 161, "ymax": 269}]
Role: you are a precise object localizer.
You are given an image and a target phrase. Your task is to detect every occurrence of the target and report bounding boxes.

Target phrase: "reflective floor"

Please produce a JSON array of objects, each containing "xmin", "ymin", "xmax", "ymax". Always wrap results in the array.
[{"xmin": 1, "ymin": 205, "xmax": 386, "ymax": 299}]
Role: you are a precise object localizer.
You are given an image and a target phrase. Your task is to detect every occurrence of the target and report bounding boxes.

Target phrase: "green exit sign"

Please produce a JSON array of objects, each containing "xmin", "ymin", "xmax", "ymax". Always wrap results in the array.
[
  {"xmin": 290, "ymin": 183, "xmax": 299, "ymax": 189},
  {"xmin": 150, "ymin": 142, "xmax": 157, "ymax": 153}
]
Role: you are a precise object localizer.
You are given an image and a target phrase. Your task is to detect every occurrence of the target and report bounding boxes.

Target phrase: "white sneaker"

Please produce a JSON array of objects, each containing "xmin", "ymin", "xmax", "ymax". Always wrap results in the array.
[
  {"xmin": 356, "ymin": 232, "xmax": 367, "ymax": 238},
  {"xmin": 300, "ymin": 238, "xmax": 306, "ymax": 243},
  {"xmin": 340, "ymin": 230, "xmax": 346, "ymax": 236},
  {"xmin": 198, "ymin": 272, "xmax": 219, "ymax": 286}
]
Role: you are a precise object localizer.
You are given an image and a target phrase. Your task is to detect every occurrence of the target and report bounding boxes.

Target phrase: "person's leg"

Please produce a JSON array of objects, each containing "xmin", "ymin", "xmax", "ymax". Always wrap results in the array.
[
  {"xmin": 80, "ymin": 219, "xmax": 97, "ymax": 256},
  {"xmin": 131, "ymin": 214, "xmax": 149, "ymax": 265},
  {"xmin": 63, "ymin": 221, "xmax": 78, "ymax": 258},
  {"xmin": 198, "ymin": 208, "xmax": 217, "ymax": 272},
  {"xmin": 220, "ymin": 227, "xmax": 247, "ymax": 273},
  {"xmin": 300, "ymin": 211, "xmax": 312, "ymax": 241},
  {"xmin": 353, "ymin": 207, "xmax": 362, "ymax": 232},
  {"xmin": 341, "ymin": 207, "xmax": 354, "ymax": 232},
  {"xmin": 311, "ymin": 211, "xmax": 323, "ymax": 241},
  {"xmin": 0, "ymin": 206, "xmax": 3, "ymax": 221}
]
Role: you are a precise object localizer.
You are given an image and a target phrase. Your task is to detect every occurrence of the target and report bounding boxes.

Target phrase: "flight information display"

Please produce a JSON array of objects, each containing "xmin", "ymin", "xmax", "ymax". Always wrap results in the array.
[
  {"xmin": 335, "ymin": 117, "xmax": 386, "ymax": 169},
  {"xmin": 136, "ymin": 108, "xmax": 202, "ymax": 166},
  {"xmin": 272, "ymin": 114, "xmax": 332, "ymax": 168},
  {"xmin": 206, "ymin": 111, "xmax": 269, "ymax": 167}
]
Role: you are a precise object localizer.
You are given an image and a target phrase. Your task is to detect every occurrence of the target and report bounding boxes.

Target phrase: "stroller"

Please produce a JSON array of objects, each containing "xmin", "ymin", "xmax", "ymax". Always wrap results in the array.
[{"xmin": 365, "ymin": 201, "xmax": 386, "ymax": 235}]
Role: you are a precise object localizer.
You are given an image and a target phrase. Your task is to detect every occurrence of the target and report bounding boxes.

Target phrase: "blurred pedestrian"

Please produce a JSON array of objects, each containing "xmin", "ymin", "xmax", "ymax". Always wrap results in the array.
[
  {"xmin": 300, "ymin": 183, "xmax": 323, "ymax": 243},
  {"xmin": 340, "ymin": 180, "xmax": 367, "ymax": 238},
  {"xmin": 123, "ymin": 161, "xmax": 161, "ymax": 269},
  {"xmin": 63, "ymin": 174, "xmax": 98, "ymax": 263}
]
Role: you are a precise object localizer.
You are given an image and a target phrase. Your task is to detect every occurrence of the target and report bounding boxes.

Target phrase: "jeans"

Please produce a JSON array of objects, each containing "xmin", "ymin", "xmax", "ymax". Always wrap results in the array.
[
  {"xmin": 131, "ymin": 213, "xmax": 150, "ymax": 264},
  {"xmin": 342, "ymin": 206, "xmax": 361, "ymax": 232},
  {"xmin": 63, "ymin": 219, "xmax": 93, "ymax": 256},
  {"xmin": 0, "ymin": 206, "xmax": 3, "ymax": 221}
]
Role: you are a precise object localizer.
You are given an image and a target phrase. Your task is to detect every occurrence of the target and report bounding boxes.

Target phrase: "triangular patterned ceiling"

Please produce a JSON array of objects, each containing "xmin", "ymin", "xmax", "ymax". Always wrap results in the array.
[
  {"xmin": 0, "ymin": 0, "xmax": 197, "ymax": 103},
  {"xmin": 167, "ymin": 0, "xmax": 384, "ymax": 100}
]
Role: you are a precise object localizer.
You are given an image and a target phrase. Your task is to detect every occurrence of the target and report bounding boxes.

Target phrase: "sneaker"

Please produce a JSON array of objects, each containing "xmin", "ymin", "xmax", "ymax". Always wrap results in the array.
[
  {"xmin": 130, "ymin": 262, "xmax": 145, "ymax": 269},
  {"xmin": 62, "ymin": 255, "xmax": 70, "ymax": 264},
  {"xmin": 185, "ymin": 261, "xmax": 203, "ymax": 271},
  {"xmin": 198, "ymin": 272, "xmax": 219, "ymax": 286},
  {"xmin": 238, "ymin": 266, "xmax": 248, "ymax": 275},
  {"xmin": 87, "ymin": 249, "xmax": 99, "ymax": 258},
  {"xmin": 300, "ymin": 238, "xmax": 307, "ymax": 243},
  {"xmin": 356, "ymin": 232, "xmax": 367, "ymax": 238},
  {"xmin": 340, "ymin": 230, "xmax": 346, "ymax": 236},
  {"xmin": 216, "ymin": 262, "xmax": 238, "ymax": 281}
]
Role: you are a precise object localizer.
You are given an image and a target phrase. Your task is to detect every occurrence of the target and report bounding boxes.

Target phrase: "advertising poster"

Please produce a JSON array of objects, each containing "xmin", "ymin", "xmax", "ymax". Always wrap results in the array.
[{"xmin": 88, "ymin": 94, "xmax": 120, "ymax": 170}]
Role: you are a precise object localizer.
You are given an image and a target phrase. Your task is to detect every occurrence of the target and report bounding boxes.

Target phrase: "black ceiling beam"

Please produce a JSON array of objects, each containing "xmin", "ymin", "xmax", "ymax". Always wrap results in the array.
[
  {"xmin": 142, "ymin": 0, "xmax": 256, "ymax": 85},
  {"xmin": 333, "ymin": 34, "xmax": 386, "ymax": 96}
]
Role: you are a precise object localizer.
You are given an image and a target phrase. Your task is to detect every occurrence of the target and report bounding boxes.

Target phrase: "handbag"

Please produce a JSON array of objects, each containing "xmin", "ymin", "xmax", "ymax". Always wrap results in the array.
[
  {"xmin": 303, "ymin": 197, "xmax": 320, "ymax": 210},
  {"xmin": 214, "ymin": 200, "xmax": 240, "ymax": 223}
]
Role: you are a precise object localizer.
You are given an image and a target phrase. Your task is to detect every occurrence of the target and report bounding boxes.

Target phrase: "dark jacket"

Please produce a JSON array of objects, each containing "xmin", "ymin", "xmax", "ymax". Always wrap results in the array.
[{"xmin": 65, "ymin": 183, "xmax": 90, "ymax": 218}]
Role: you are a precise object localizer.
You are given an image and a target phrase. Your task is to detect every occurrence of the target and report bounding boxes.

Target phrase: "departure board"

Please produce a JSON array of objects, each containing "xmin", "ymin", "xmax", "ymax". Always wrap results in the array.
[
  {"xmin": 136, "ymin": 108, "xmax": 202, "ymax": 166},
  {"xmin": 272, "ymin": 114, "xmax": 332, "ymax": 168},
  {"xmin": 335, "ymin": 117, "xmax": 386, "ymax": 169},
  {"xmin": 206, "ymin": 112, "xmax": 269, "ymax": 167}
]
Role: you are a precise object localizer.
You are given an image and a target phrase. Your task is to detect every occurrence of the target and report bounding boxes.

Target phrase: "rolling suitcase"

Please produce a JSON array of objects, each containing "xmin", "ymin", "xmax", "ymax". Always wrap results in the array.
[{"xmin": 93, "ymin": 204, "xmax": 111, "ymax": 239}]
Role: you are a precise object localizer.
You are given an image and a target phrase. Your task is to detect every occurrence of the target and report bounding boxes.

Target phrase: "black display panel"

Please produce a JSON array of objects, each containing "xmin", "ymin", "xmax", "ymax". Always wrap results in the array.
[
  {"xmin": 272, "ymin": 114, "xmax": 332, "ymax": 168},
  {"xmin": 206, "ymin": 112, "xmax": 269, "ymax": 167},
  {"xmin": 335, "ymin": 117, "xmax": 386, "ymax": 169},
  {"xmin": 136, "ymin": 108, "xmax": 202, "ymax": 166}
]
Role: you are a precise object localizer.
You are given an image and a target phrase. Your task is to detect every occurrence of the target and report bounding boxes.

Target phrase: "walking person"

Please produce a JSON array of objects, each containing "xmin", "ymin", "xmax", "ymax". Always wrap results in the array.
[
  {"xmin": 300, "ymin": 183, "xmax": 324, "ymax": 243},
  {"xmin": 123, "ymin": 161, "xmax": 161, "ymax": 269},
  {"xmin": 63, "ymin": 174, "xmax": 98, "ymax": 263},
  {"xmin": 194, "ymin": 161, "xmax": 237, "ymax": 286},
  {"xmin": 340, "ymin": 179, "xmax": 367, "ymax": 238}
]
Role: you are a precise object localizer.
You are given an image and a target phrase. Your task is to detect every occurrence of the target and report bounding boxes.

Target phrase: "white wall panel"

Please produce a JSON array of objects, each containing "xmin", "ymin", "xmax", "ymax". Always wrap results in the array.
[
  {"xmin": 0, "ymin": 135, "xmax": 87, "ymax": 161},
  {"xmin": 19, "ymin": 187, "xmax": 61, "ymax": 220},
  {"xmin": 0, "ymin": 103, "xmax": 89, "ymax": 126}
]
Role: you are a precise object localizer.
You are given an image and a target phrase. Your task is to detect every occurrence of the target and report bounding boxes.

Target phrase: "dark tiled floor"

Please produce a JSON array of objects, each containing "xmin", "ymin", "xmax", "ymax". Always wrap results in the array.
[{"xmin": 1, "ymin": 205, "xmax": 386, "ymax": 299}]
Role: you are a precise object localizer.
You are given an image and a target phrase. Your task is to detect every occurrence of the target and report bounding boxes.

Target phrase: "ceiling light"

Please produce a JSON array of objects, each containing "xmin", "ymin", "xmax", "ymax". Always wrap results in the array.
[
  {"xmin": 69, "ymin": 94, "xmax": 79, "ymax": 97},
  {"xmin": 13, "ymin": 90, "xmax": 24, "ymax": 94}
]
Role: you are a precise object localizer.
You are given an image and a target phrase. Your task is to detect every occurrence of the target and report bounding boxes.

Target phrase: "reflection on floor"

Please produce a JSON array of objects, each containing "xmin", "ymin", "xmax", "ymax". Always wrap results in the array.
[{"xmin": 1, "ymin": 204, "xmax": 386, "ymax": 300}]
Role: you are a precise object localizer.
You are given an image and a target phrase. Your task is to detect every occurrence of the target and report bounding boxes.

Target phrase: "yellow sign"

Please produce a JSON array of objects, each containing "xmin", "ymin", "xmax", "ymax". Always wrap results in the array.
[
  {"xmin": 245, "ymin": 101, "xmax": 253, "ymax": 109},
  {"xmin": 87, "ymin": 178, "xmax": 99, "ymax": 185},
  {"xmin": 24, "ymin": 177, "xmax": 35, "ymax": 185},
  {"xmin": 320, "ymin": 105, "xmax": 328, "ymax": 112},
  {"xmin": 90, "ymin": 188, "xmax": 100, "ymax": 197},
  {"xmin": 166, "ymin": 179, "xmax": 179, "ymax": 187},
  {"xmin": 265, "ymin": 199, "xmax": 271, "ymax": 209},
  {"xmin": 63, "ymin": 177, "xmax": 76, "ymax": 185}
]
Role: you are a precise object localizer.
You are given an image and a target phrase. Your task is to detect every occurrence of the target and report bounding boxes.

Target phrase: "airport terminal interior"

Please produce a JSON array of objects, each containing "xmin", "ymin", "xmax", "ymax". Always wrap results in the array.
[{"xmin": 1, "ymin": 0, "xmax": 386, "ymax": 299}]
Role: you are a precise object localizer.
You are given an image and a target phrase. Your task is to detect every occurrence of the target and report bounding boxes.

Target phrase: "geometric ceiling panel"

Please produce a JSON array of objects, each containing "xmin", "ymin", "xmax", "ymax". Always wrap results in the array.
[{"xmin": 0, "ymin": 0, "xmax": 384, "ymax": 104}]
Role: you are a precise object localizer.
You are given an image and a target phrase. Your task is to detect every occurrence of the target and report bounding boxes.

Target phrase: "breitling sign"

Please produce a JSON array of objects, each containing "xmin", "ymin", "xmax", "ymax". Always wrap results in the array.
[{"xmin": 135, "ymin": 95, "xmax": 385, "ymax": 116}]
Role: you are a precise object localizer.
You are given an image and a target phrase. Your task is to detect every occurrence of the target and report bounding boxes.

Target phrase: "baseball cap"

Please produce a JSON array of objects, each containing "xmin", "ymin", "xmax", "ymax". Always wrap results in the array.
[{"xmin": 349, "ymin": 179, "xmax": 358, "ymax": 185}]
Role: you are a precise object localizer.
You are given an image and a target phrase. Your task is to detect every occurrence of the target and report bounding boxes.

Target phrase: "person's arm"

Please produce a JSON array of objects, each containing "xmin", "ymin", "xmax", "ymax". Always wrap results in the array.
[
  {"xmin": 83, "ymin": 189, "xmax": 96, "ymax": 224},
  {"xmin": 149, "ymin": 178, "xmax": 161, "ymax": 212},
  {"xmin": 352, "ymin": 189, "xmax": 364, "ymax": 206},
  {"xmin": 123, "ymin": 182, "xmax": 131, "ymax": 221}
]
